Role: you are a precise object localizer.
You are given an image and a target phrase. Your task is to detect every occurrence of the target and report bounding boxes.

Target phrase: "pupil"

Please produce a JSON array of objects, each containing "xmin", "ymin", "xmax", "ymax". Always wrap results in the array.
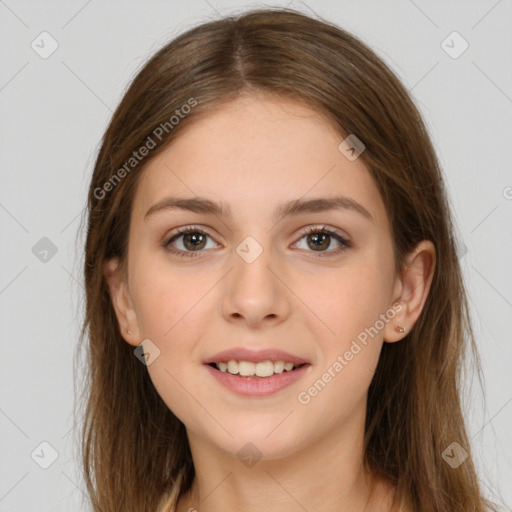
[
  {"xmin": 309, "ymin": 233, "xmax": 329, "ymax": 251},
  {"xmin": 184, "ymin": 233, "xmax": 206, "ymax": 250}
]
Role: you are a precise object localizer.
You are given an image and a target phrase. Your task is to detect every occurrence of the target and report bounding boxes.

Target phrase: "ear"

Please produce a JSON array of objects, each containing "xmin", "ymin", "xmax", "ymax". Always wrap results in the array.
[
  {"xmin": 103, "ymin": 257, "xmax": 141, "ymax": 347},
  {"xmin": 383, "ymin": 240, "xmax": 436, "ymax": 343}
]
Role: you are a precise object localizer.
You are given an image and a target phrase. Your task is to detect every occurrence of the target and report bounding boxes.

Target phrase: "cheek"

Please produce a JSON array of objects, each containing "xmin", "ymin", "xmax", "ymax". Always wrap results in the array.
[
  {"xmin": 130, "ymin": 255, "xmax": 212, "ymax": 339},
  {"xmin": 292, "ymin": 256, "xmax": 392, "ymax": 409},
  {"xmin": 293, "ymin": 279, "xmax": 387, "ymax": 429},
  {"xmin": 128, "ymin": 260, "xmax": 216, "ymax": 426},
  {"xmin": 295, "ymin": 255, "xmax": 392, "ymax": 349}
]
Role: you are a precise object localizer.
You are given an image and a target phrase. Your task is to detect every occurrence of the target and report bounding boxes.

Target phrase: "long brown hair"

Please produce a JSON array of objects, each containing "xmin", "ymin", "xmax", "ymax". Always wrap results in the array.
[{"xmin": 76, "ymin": 7, "xmax": 497, "ymax": 511}]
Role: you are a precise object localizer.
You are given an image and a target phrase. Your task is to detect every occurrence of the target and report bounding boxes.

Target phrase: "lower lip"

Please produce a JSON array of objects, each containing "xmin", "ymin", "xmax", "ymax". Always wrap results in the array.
[{"xmin": 204, "ymin": 363, "xmax": 311, "ymax": 397}]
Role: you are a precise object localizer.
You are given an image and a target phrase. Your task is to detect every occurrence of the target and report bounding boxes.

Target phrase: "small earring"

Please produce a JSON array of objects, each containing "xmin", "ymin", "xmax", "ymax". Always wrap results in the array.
[
  {"xmin": 394, "ymin": 325, "xmax": 405, "ymax": 333},
  {"xmin": 127, "ymin": 329, "xmax": 132, "ymax": 335}
]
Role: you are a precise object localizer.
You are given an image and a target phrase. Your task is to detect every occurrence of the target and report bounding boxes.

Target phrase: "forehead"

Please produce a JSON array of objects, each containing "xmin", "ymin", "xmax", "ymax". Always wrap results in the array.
[{"xmin": 131, "ymin": 94, "xmax": 388, "ymax": 231}]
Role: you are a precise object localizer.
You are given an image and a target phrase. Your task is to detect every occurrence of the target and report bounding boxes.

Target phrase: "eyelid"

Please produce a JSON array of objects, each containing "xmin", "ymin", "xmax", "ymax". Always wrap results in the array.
[
  {"xmin": 292, "ymin": 225, "xmax": 351, "ymax": 257},
  {"xmin": 162, "ymin": 225, "xmax": 220, "ymax": 255},
  {"xmin": 295, "ymin": 224, "xmax": 351, "ymax": 243}
]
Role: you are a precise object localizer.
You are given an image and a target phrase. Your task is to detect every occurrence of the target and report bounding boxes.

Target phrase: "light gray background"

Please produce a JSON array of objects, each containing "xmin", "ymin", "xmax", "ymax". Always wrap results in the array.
[{"xmin": 1, "ymin": 1, "xmax": 511, "ymax": 511}]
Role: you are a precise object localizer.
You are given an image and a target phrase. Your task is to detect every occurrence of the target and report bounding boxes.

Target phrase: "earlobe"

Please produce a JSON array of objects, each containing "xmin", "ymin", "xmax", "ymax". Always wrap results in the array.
[
  {"xmin": 383, "ymin": 240, "xmax": 436, "ymax": 343},
  {"xmin": 382, "ymin": 301, "xmax": 408, "ymax": 343},
  {"xmin": 103, "ymin": 257, "xmax": 141, "ymax": 346}
]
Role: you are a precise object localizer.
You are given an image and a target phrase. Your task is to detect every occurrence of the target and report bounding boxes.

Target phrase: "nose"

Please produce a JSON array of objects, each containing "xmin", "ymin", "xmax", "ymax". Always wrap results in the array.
[{"xmin": 221, "ymin": 241, "xmax": 291, "ymax": 329}]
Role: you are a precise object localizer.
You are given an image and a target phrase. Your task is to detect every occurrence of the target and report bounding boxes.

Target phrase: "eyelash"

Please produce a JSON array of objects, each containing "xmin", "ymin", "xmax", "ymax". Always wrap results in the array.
[{"xmin": 162, "ymin": 225, "xmax": 351, "ymax": 259}]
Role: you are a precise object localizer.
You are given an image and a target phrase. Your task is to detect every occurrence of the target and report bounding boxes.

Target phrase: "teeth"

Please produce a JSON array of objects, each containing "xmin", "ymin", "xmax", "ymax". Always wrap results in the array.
[
  {"xmin": 274, "ymin": 361, "xmax": 284, "ymax": 374},
  {"xmin": 215, "ymin": 360, "xmax": 301, "ymax": 377},
  {"xmin": 227, "ymin": 360, "xmax": 239, "ymax": 374},
  {"xmin": 239, "ymin": 361, "xmax": 255, "ymax": 376}
]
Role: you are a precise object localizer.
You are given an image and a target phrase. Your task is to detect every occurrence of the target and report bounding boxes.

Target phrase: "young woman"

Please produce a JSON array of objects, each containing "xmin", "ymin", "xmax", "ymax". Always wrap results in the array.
[{"xmin": 78, "ymin": 7, "xmax": 497, "ymax": 512}]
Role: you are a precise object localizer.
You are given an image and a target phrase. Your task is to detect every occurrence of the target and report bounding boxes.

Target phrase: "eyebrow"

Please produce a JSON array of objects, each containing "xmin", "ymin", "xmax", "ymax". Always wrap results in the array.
[{"xmin": 144, "ymin": 195, "xmax": 374, "ymax": 224}]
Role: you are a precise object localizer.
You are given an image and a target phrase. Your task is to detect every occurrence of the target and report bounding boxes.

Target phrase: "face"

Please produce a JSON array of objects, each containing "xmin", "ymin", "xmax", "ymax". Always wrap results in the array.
[{"xmin": 105, "ymin": 93, "xmax": 424, "ymax": 462}]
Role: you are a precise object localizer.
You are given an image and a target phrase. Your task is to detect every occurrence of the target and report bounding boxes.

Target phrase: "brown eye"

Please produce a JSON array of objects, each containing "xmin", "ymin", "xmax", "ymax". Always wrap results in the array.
[
  {"xmin": 294, "ymin": 226, "xmax": 351, "ymax": 257},
  {"xmin": 182, "ymin": 232, "xmax": 207, "ymax": 251},
  {"xmin": 164, "ymin": 227, "xmax": 217, "ymax": 257},
  {"xmin": 306, "ymin": 232, "xmax": 331, "ymax": 251}
]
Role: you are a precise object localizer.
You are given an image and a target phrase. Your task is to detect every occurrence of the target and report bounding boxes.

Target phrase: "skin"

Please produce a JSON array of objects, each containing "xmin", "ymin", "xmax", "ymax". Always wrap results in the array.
[{"xmin": 104, "ymin": 92, "xmax": 435, "ymax": 512}]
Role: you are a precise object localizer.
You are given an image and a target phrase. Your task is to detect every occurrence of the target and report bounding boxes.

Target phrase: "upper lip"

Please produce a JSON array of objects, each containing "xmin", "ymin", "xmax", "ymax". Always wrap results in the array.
[{"xmin": 204, "ymin": 347, "xmax": 310, "ymax": 365}]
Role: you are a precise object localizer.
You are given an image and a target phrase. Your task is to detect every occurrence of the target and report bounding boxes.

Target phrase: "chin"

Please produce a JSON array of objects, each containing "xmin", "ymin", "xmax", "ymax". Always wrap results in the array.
[{"xmin": 198, "ymin": 416, "xmax": 309, "ymax": 462}]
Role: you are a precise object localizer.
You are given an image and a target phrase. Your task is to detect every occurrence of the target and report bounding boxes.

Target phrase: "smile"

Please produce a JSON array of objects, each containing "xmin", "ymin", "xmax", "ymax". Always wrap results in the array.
[
  {"xmin": 210, "ymin": 360, "xmax": 303, "ymax": 377},
  {"xmin": 205, "ymin": 361, "xmax": 311, "ymax": 397}
]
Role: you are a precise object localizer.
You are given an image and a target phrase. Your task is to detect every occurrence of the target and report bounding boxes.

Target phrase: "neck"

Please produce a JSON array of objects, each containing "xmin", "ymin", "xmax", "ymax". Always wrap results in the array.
[{"xmin": 176, "ymin": 410, "xmax": 397, "ymax": 512}]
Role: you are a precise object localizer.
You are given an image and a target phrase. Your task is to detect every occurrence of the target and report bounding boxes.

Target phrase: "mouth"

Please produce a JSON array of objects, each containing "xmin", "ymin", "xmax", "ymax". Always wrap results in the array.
[
  {"xmin": 206, "ymin": 360, "xmax": 308, "ymax": 378},
  {"xmin": 203, "ymin": 348, "xmax": 311, "ymax": 396},
  {"xmin": 204, "ymin": 359, "xmax": 312, "ymax": 397}
]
